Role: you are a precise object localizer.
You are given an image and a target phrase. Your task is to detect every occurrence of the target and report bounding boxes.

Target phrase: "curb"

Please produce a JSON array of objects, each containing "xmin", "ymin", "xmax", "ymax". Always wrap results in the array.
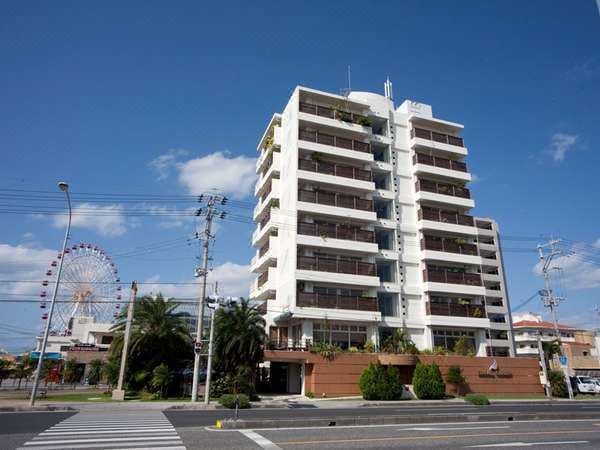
[{"xmin": 214, "ymin": 411, "xmax": 600, "ymax": 430}]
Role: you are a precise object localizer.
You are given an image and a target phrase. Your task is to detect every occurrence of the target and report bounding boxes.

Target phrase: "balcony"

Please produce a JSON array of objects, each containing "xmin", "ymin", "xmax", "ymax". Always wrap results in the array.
[
  {"xmin": 299, "ymin": 102, "xmax": 370, "ymax": 127},
  {"xmin": 411, "ymin": 127, "xmax": 464, "ymax": 147},
  {"xmin": 416, "ymin": 179, "xmax": 470, "ymax": 199},
  {"xmin": 421, "ymin": 236, "xmax": 478, "ymax": 256},
  {"xmin": 297, "ymin": 291, "xmax": 378, "ymax": 312},
  {"xmin": 298, "ymin": 189, "xmax": 373, "ymax": 212},
  {"xmin": 426, "ymin": 301, "xmax": 487, "ymax": 318},
  {"xmin": 299, "ymin": 159, "xmax": 372, "ymax": 182},
  {"xmin": 413, "ymin": 153, "xmax": 467, "ymax": 172},
  {"xmin": 297, "ymin": 255, "xmax": 376, "ymax": 277},
  {"xmin": 423, "ymin": 268, "xmax": 482, "ymax": 286},
  {"xmin": 298, "ymin": 221, "xmax": 375, "ymax": 243},
  {"xmin": 299, "ymin": 128, "xmax": 371, "ymax": 153},
  {"xmin": 418, "ymin": 207, "xmax": 474, "ymax": 227}
]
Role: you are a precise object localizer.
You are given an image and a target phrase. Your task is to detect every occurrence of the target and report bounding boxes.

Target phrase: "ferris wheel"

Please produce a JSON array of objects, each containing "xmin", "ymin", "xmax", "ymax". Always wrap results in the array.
[{"xmin": 39, "ymin": 243, "xmax": 122, "ymax": 334}]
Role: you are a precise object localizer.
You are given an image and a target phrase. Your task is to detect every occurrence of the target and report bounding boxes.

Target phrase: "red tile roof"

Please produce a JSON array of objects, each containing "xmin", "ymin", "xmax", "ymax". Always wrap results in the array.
[{"xmin": 513, "ymin": 320, "xmax": 576, "ymax": 330}]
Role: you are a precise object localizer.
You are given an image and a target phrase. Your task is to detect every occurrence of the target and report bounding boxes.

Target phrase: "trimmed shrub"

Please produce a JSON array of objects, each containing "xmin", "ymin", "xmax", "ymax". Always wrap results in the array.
[
  {"xmin": 548, "ymin": 370, "xmax": 569, "ymax": 398},
  {"xmin": 218, "ymin": 393, "xmax": 251, "ymax": 409},
  {"xmin": 359, "ymin": 363, "xmax": 403, "ymax": 400},
  {"xmin": 465, "ymin": 394, "xmax": 490, "ymax": 405},
  {"xmin": 412, "ymin": 363, "xmax": 446, "ymax": 399}
]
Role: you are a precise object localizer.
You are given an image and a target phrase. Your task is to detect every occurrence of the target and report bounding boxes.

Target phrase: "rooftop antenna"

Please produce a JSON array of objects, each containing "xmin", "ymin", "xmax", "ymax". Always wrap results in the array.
[
  {"xmin": 384, "ymin": 77, "xmax": 393, "ymax": 100},
  {"xmin": 340, "ymin": 65, "xmax": 351, "ymax": 97}
]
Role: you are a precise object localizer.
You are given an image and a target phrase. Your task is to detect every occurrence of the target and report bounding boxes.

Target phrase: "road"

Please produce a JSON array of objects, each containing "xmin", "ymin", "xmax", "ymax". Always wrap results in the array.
[{"xmin": 2, "ymin": 401, "xmax": 600, "ymax": 449}]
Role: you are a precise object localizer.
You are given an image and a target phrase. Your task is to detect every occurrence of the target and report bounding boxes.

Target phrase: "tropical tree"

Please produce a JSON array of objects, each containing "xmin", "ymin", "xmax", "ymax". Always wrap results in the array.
[
  {"xmin": 543, "ymin": 339, "xmax": 562, "ymax": 368},
  {"xmin": 63, "ymin": 358, "xmax": 82, "ymax": 387},
  {"xmin": 87, "ymin": 359, "xmax": 104, "ymax": 386},
  {"xmin": 0, "ymin": 359, "xmax": 12, "ymax": 387},
  {"xmin": 151, "ymin": 363, "xmax": 172, "ymax": 399},
  {"xmin": 102, "ymin": 355, "xmax": 120, "ymax": 388},
  {"xmin": 109, "ymin": 294, "xmax": 193, "ymax": 391},
  {"xmin": 213, "ymin": 299, "xmax": 267, "ymax": 388},
  {"xmin": 381, "ymin": 329, "xmax": 419, "ymax": 354},
  {"xmin": 12, "ymin": 354, "xmax": 33, "ymax": 389}
]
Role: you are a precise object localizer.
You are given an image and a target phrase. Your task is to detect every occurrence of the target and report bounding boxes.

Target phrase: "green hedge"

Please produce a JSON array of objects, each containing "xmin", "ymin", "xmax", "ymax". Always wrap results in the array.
[
  {"xmin": 412, "ymin": 363, "xmax": 445, "ymax": 399},
  {"xmin": 359, "ymin": 363, "xmax": 404, "ymax": 400},
  {"xmin": 464, "ymin": 394, "xmax": 489, "ymax": 405},
  {"xmin": 218, "ymin": 393, "xmax": 251, "ymax": 409}
]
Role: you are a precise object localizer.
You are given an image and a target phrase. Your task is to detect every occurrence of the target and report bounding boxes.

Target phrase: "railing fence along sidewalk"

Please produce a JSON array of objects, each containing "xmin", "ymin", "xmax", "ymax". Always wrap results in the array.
[
  {"xmin": 298, "ymin": 158, "xmax": 372, "ymax": 181},
  {"xmin": 411, "ymin": 127, "xmax": 464, "ymax": 147},
  {"xmin": 297, "ymin": 291, "xmax": 378, "ymax": 312},
  {"xmin": 297, "ymin": 255, "xmax": 377, "ymax": 276}
]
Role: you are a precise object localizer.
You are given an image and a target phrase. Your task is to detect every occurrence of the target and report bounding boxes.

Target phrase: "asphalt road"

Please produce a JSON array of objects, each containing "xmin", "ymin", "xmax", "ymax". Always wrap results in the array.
[{"xmin": 3, "ymin": 402, "xmax": 600, "ymax": 449}]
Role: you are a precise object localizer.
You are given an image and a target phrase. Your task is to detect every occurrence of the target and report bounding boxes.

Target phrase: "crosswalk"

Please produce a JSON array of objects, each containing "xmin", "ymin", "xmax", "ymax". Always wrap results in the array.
[{"xmin": 17, "ymin": 411, "xmax": 186, "ymax": 450}]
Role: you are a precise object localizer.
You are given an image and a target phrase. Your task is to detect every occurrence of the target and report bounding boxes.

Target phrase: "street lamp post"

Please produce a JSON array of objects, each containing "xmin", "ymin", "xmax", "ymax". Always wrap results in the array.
[{"xmin": 30, "ymin": 182, "xmax": 71, "ymax": 406}]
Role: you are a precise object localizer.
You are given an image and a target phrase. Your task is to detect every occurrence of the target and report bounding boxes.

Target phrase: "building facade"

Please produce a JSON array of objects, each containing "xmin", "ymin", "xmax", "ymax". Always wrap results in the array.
[{"xmin": 250, "ymin": 84, "xmax": 515, "ymax": 358}]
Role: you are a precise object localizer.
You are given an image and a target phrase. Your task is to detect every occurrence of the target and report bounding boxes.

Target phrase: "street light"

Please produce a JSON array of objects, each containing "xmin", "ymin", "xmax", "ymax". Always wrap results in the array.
[{"xmin": 30, "ymin": 181, "xmax": 72, "ymax": 406}]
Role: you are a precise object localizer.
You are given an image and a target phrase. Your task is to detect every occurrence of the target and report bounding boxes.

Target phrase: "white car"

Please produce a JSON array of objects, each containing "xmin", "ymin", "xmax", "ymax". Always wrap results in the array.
[
  {"xmin": 591, "ymin": 378, "xmax": 600, "ymax": 394},
  {"xmin": 574, "ymin": 376, "xmax": 598, "ymax": 395}
]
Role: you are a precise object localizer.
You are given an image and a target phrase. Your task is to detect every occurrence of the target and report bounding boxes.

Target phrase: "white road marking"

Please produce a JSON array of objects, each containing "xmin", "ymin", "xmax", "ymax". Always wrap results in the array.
[
  {"xmin": 239, "ymin": 430, "xmax": 282, "ymax": 449},
  {"xmin": 25, "ymin": 436, "xmax": 180, "ymax": 445},
  {"xmin": 40, "ymin": 428, "xmax": 177, "ymax": 435},
  {"xmin": 404, "ymin": 426, "xmax": 510, "ymax": 431},
  {"xmin": 18, "ymin": 443, "xmax": 184, "ymax": 450},
  {"xmin": 466, "ymin": 441, "xmax": 589, "ymax": 448},
  {"xmin": 428, "ymin": 411, "xmax": 521, "ymax": 416}
]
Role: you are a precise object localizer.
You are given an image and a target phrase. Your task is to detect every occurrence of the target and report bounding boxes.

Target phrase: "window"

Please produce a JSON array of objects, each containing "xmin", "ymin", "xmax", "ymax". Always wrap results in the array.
[
  {"xmin": 312, "ymin": 321, "xmax": 368, "ymax": 349},
  {"xmin": 433, "ymin": 328, "xmax": 476, "ymax": 352}
]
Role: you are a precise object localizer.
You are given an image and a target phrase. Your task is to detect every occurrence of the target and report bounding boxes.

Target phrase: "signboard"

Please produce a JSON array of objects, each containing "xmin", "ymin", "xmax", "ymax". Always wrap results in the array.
[
  {"xmin": 30, "ymin": 352, "xmax": 62, "ymax": 360},
  {"xmin": 559, "ymin": 356, "xmax": 568, "ymax": 366}
]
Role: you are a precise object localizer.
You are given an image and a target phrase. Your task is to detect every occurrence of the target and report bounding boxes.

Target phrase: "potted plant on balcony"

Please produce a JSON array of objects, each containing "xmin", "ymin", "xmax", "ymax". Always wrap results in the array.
[
  {"xmin": 454, "ymin": 237, "xmax": 467, "ymax": 245},
  {"xmin": 457, "ymin": 298, "xmax": 470, "ymax": 306},
  {"xmin": 357, "ymin": 116, "xmax": 373, "ymax": 127},
  {"xmin": 472, "ymin": 307, "xmax": 483, "ymax": 318},
  {"xmin": 264, "ymin": 135, "xmax": 274, "ymax": 149},
  {"xmin": 333, "ymin": 107, "xmax": 352, "ymax": 123}
]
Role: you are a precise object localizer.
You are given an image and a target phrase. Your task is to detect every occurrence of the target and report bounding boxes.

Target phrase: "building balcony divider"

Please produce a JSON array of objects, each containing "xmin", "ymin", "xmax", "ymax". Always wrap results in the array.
[
  {"xmin": 411, "ymin": 127, "xmax": 464, "ymax": 148},
  {"xmin": 413, "ymin": 153, "xmax": 467, "ymax": 172},
  {"xmin": 299, "ymin": 128, "xmax": 371, "ymax": 153},
  {"xmin": 423, "ymin": 268, "xmax": 482, "ymax": 286},
  {"xmin": 421, "ymin": 236, "xmax": 478, "ymax": 256},
  {"xmin": 257, "ymin": 271, "xmax": 269, "ymax": 287},
  {"xmin": 297, "ymin": 291, "xmax": 378, "ymax": 312},
  {"xmin": 416, "ymin": 179, "xmax": 470, "ymax": 199},
  {"xmin": 299, "ymin": 102, "xmax": 369, "ymax": 127},
  {"xmin": 298, "ymin": 189, "xmax": 373, "ymax": 212},
  {"xmin": 297, "ymin": 255, "xmax": 377, "ymax": 276},
  {"xmin": 298, "ymin": 221, "xmax": 375, "ymax": 243},
  {"xmin": 298, "ymin": 158, "xmax": 372, "ymax": 182},
  {"xmin": 418, "ymin": 207, "xmax": 474, "ymax": 227},
  {"xmin": 426, "ymin": 301, "xmax": 486, "ymax": 318}
]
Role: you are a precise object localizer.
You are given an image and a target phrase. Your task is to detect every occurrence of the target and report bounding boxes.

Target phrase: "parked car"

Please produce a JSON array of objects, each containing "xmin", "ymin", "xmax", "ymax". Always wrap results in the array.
[
  {"xmin": 590, "ymin": 378, "xmax": 600, "ymax": 394},
  {"xmin": 571, "ymin": 376, "xmax": 598, "ymax": 395}
]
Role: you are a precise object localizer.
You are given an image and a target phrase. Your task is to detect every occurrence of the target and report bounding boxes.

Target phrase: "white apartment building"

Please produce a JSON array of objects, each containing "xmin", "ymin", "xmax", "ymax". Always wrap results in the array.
[{"xmin": 249, "ymin": 84, "xmax": 515, "ymax": 357}]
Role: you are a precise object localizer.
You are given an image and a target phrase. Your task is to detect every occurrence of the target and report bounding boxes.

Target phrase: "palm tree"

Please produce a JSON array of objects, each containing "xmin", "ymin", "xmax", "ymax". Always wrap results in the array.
[
  {"xmin": 151, "ymin": 363, "xmax": 172, "ymax": 399},
  {"xmin": 12, "ymin": 354, "xmax": 33, "ymax": 389},
  {"xmin": 109, "ymin": 294, "xmax": 192, "ymax": 390},
  {"xmin": 0, "ymin": 359, "xmax": 11, "ymax": 387},
  {"xmin": 381, "ymin": 328, "xmax": 419, "ymax": 354},
  {"xmin": 63, "ymin": 358, "xmax": 82, "ymax": 388},
  {"xmin": 213, "ymin": 299, "xmax": 267, "ymax": 385},
  {"xmin": 87, "ymin": 359, "xmax": 104, "ymax": 387}
]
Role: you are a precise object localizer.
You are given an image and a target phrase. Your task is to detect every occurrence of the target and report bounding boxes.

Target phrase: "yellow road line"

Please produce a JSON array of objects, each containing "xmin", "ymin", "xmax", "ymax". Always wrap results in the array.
[{"xmin": 275, "ymin": 428, "xmax": 600, "ymax": 446}]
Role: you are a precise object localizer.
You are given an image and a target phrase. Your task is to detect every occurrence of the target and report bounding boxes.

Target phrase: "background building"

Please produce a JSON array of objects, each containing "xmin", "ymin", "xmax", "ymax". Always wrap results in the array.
[{"xmin": 250, "ymin": 84, "xmax": 515, "ymax": 358}]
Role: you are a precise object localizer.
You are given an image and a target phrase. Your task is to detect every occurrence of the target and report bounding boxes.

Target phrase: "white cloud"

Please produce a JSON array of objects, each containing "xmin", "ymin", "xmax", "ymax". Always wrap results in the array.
[
  {"xmin": 138, "ymin": 262, "xmax": 252, "ymax": 300},
  {"xmin": 52, "ymin": 203, "xmax": 128, "ymax": 237},
  {"xmin": 593, "ymin": 238, "xmax": 600, "ymax": 250},
  {"xmin": 148, "ymin": 148, "xmax": 189, "ymax": 180},
  {"xmin": 533, "ymin": 243, "xmax": 600, "ymax": 290},
  {"xmin": 0, "ymin": 243, "xmax": 57, "ymax": 296},
  {"xmin": 549, "ymin": 133, "xmax": 578, "ymax": 162},
  {"xmin": 177, "ymin": 151, "xmax": 256, "ymax": 200}
]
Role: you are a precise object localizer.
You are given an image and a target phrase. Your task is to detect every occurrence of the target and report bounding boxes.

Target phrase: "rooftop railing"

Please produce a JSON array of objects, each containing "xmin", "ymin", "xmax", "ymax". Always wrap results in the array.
[{"xmin": 299, "ymin": 102, "xmax": 369, "ymax": 126}]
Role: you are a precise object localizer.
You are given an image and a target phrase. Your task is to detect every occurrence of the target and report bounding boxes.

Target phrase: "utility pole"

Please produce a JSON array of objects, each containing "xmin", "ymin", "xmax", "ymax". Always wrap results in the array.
[
  {"xmin": 537, "ymin": 238, "xmax": 572, "ymax": 399},
  {"xmin": 537, "ymin": 332, "xmax": 551, "ymax": 399},
  {"xmin": 191, "ymin": 194, "xmax": 226, "ymax": 402},
  {"xmin": 112, "ymin": 281, "xmax": 137, "ymax": 401},
  {"xmin": 204, "ymin": 282, "xmax": 219, "ymax": 405}
]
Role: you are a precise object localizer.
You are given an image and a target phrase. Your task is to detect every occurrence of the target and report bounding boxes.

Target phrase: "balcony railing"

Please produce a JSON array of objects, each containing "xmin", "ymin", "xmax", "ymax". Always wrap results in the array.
[
  {"xmin": 298, "ymin": 221, "xmax": 375, "ymax": 243},
  {"xmin": 297, "ymin": 255, "xmax": 377, "ymax": 276},
  {"xmin": 413, "ymin": 153, "xmax": 467, "ymax": 172},
  {"xmin": 298, "ymin": 159, "xmax": 372, "ymax": 182},
  {"xmin": 298, "ymin": 189, "xmax": 373, "ymax": 212},
  {"xmin": 418, "ymin": 207, "xmax": 474, "ymax": 227},
  {"xmin": 259, "ymin": 242, "xmax": 270, "ymax": 258},
  {"xmin": 476, "ymin": 220, "xmax": 494, "ymax": 230},
  {"xmin": 416, "ymin": 179, "xmax": 470, "ymax": 199},
  {"xmin": 257, "ymin": 271, "xmax": 269, "ymax": 287},
  {"xmin": 299, "ymin": 102, "xmax": 369, "ymax": 126},
  {"xmin": 426, "ymin": 301, "xmax": 486, "ymax": 318},
  {"xmin": 259, "ymin": 210, "xmax": 271, "ymax": 230},
  {"xmin": 423, "ymin": 268, "xmax": 482, "ymax": 286},
  {"xmin": 421, "ymin": 236, "xmax": 478, "ymax": 256},
  {"xmin": 299, "ymin": 128, "xmax": 371, "ymax": 153},
  {"xmin": 411, "ymin": 127, "xmax": 464, "ymax": 147},
  {"xmin": 297, "ymin": 291, "xmax": 378, "ymax": 312}
]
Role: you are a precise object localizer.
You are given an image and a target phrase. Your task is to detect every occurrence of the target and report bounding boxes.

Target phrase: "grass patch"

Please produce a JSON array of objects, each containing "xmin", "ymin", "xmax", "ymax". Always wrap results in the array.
[
  {"xmin": 464, "ymin": 394, "xmax": 490, "ymax": 405},
  {"xmin": 41, "ymin": 392, "xmax": 114, "ymax": 402}
]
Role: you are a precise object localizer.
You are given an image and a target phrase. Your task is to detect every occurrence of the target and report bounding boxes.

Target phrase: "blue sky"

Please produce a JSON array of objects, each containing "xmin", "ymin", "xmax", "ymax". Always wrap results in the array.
[{"xmin": 1, "ymin": 1, "xmax": 599, "ymax": 352}]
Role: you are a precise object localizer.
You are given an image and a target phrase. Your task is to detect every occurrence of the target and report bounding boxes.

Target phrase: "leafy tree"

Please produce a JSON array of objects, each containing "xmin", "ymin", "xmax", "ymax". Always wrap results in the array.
[
  {"xmin": 63, "ymin": 358, "xmax": 82, "ymax": 387},
  {"xmin": 151, "ymin": 363, "xmax": 172, "ymax": 399},
  {"xmin": 453, "ymin": 336, "xmax": 475, "ymax": 356},
  {"xmin": 109, "ymin": 294, "xmax": 193, "ymax": 392},
  {"xmin": 381, "ymin": 328, "xmax": 419, "ymax": 354},
  {"xmin": 12, "ymin": 354, "xmax": 33, "ymax": 389},
  {"xmin": 87, "ymin": 359, "xmax": 104, "ymax": 386},
  {"xmin": 445, "ymin": 365, "xmax": 466, "ymax": 395},
  {"xmin": 0, "ymin": 359, "xmax": 12, "ymax": 387},
  {"xmin": 102, "ymin": 355, "xmax": 120, "ymax": 388},
  {"xmin": 548, "ymin": 370, "xmax": 568, "ymax": 398},
  {"xmin": 359, "ymin": 363, "xmax": 403, "ymax": 400},
  {"xmin": 213, "ymin": 299, "xmax": 267, "ymax": 387},
  {"xmin": 542, "ymin": 340, "xmax": 562, "ymax": 369},
  {"xmin": 412, "ymin": 363, "xmax": 446, "ymax": 399}
]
